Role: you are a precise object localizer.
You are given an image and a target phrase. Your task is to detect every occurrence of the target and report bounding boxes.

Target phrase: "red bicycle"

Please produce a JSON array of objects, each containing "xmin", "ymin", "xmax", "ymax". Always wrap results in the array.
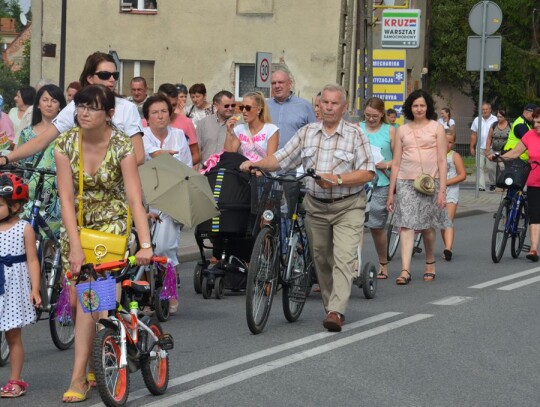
[{"xmin": 71, "ymin": 256, "xmax": 174, "ymax": 407}]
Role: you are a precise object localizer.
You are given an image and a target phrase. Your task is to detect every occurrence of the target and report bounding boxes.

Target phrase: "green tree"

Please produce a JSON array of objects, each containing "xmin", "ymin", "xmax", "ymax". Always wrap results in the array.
[{"xmin": 428, "ymin": 0, "xmax": 540, "ymax": 117}]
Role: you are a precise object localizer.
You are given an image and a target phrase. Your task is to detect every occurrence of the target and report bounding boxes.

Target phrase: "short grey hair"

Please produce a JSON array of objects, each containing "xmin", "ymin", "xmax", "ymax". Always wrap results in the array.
[
  {"xmin": 321, "ymin": 83, "xmax": 347, "ymax": 103},
  {"xmin": 272, "ymin": 66, "xmax": 291, "ymax": 80}
]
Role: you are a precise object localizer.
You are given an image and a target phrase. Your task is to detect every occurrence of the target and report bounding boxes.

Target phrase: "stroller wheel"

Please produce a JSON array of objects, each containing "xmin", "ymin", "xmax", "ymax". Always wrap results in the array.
[
  {"xmin": 214, "ymin": 277, "xmax": 224, "ymax": 299},
  {"xmin": 361, "ymin": 261, "xmax": 377, "ymax": 299},
  {"xmin": 201, "ymin": 277, "xmax": 212, "ymax": 299},
  {"xmin": 193, "ymin": 262, "xmax": 207, "ymax": 294}
]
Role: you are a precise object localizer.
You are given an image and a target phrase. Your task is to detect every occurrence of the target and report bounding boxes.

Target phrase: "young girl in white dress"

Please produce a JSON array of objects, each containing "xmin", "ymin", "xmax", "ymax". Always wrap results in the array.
[{"xmin": 0, "ymin": 173, "xmax": 40, "ymax": 398}]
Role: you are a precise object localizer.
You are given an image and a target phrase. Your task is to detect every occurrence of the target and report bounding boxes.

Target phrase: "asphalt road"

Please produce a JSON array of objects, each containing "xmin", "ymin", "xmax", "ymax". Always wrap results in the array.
[{"xmin": 3, "ymin": 211, "xmax": 539, "ymax": 407}]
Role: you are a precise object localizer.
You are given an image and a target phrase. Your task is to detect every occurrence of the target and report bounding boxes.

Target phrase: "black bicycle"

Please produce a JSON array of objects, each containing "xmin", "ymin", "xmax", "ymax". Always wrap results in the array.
[
  {"xmin": 245, "ymin": 169, "xmax": 319, "ymax": 334},
  {"xmin": 490, "ymin": 156, "xmax": 538, "ymax": 263}
]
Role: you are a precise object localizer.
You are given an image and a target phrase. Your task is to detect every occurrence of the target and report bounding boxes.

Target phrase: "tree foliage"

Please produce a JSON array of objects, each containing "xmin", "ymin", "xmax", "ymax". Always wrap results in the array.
[{"xmin": 428, "ymin": 0, "xmax": 540, "ymax": 117}]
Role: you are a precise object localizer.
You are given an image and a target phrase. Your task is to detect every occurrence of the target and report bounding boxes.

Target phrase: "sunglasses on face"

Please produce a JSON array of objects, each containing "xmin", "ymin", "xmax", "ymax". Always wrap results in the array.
[
  {"xmin": 94, "ymin": 71, "xmax": 120, "ymax": 80},
  {"xmin": 239, "ymin": 105, "xmax": 253, "ymax": 112},
  {"xmin": 223, "ymin": 104, "xmax": 236, "ymax": 109}
]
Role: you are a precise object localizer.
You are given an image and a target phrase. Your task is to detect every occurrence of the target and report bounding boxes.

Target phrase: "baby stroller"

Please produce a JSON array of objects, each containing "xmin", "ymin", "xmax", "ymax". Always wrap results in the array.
[{"xmin": 193, "ymin": 152, "xmax": 254, "ymax": 299}]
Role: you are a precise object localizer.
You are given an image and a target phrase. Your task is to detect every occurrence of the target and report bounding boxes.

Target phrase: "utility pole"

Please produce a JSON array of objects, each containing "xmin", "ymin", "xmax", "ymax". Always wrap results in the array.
[{"xmin": 356, "ymin": 0, "xmax": 373, "ymax": 114}]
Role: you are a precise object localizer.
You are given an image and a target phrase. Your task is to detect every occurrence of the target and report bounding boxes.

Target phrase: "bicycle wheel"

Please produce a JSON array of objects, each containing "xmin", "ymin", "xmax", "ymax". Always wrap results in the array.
[
  {"xmin": 246, "ymin": 227, "xmax": 279, "ymax": 334},
  {"xmin": 386, "ymin": 223, "xmax": 400, "ymax": 261},
  {"xmin": 511, "ymin": 200, "xmax": 528, "ymax": 258},
  {"xmin": 0, "ymin": 331, "xmax": 9, "ymax": 366},
  {"xmin": 49, "ymin": 304, "xmax": 75, "ymax": 350},
  {"xmin": 491, "ymin": 199, "xmax": 511, "ymax": 263},
  {"xmin": 153, "ymin": 287, "xmax": 170, "ymax": 322},
  {"xmin": 140, "ymin": 321, "xmax": 169, "ymax": 395},
  {"xmin": 282, "ymin": 226, "xmax": 312, "ymax": 322},
  {"xmin": 93, "ymin": 327, "xmax": 130, "ymax": 407}
]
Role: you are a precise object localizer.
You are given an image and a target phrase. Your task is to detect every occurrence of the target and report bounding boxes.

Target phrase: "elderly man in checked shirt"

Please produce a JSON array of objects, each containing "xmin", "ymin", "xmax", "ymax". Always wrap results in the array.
[{"xmin": 241, "ymin": 83, "xmax": 375, "ymax": 332}]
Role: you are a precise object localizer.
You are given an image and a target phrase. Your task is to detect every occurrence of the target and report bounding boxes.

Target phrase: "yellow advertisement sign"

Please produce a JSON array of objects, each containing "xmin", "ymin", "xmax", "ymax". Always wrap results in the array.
[{"xmin": 357, "ymin": 49, "xmax": 407, "ymax": 124}]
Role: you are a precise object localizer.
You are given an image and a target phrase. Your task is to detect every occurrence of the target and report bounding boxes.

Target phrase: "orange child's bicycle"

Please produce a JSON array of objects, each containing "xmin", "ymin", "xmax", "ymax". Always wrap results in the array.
[{"xmin": 70, "ymin": 256, "xmax": 174, "ymax": 407}]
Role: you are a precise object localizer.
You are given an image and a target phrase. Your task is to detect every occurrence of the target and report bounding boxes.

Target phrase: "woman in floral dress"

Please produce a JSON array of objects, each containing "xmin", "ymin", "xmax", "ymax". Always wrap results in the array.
[{"xmin": 55, "ymin": 85, "xmax": 153, "ymax": 403}]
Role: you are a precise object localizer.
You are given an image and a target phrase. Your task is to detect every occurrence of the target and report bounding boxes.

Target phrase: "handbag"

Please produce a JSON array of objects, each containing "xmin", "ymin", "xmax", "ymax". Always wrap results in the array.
[
  {"xmin": 77, "ymin": 130, "xmax": 130, "ymax": 264},
  {"xmin": 412, "ymin": 130, "xmax": 436, "ymax": 196},
  {"xmin": 413, "ymin": 173, "xmax": 436, "ymax": 196}
]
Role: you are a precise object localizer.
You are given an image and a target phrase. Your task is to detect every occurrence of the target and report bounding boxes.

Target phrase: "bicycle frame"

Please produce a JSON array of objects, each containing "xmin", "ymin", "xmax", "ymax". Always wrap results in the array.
[
  {"xmin": 504, "ymin": 188, "xmax": 525, "ymax": 236},
  {"xmin": 98, "ymin": 314, "xmax": 161, "ymax": 369},
  {"xmin": 27, "ymin": 169, "xmax": 62, "ymax": 311}
]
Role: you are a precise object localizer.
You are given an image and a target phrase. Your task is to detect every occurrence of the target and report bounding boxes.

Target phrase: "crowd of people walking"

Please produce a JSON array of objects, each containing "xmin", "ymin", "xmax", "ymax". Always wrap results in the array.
[{"xmin": 0, "ymin": 49, "xmax": 538, "ymax": 401}]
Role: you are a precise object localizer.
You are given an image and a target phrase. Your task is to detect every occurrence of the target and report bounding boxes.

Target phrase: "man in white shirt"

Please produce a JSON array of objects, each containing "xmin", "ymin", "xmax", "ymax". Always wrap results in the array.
[
  {"xmin": 470, "ymin": 103, "xmax": 497, "ymax": 191},
  {"xmin": 127, "ymin": 76, "xmax": 149, "ymax": 118}
]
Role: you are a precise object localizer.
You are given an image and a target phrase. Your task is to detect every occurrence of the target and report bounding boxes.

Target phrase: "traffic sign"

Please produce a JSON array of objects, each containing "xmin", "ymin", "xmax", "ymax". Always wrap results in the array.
[
  {"xmin": 466, "ymin": 36, "xmax": 501, "ymax": 71},
  {"xmin": 255, "ymin": 52, "xmax": 272, "ymax": 88},
  {"xmin": 469, "ymin": 1, "xmax": 502, "ymax": 35}
]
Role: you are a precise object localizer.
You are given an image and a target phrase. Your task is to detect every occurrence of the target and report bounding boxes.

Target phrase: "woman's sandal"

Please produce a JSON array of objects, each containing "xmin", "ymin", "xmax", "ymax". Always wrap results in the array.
[
  {"xmin": 62, "ymin": 378, "xmax": 90, "ymax": 403},
  {"xmin": 396, "ymin": 270, "xmax": 411, "ymax": 285},
  {"xmin": 443, "ymin": 249, "xmax": 452, "ymax": 261},
  {"xmin": 423, "ymin": 260, "xmax": 436, "ymax": 281},
  {"xmin": 86, "ymin": 372, "xmax": 97, "ymax": 388},
  {"xmin": 1, "ymin": 380, "xmax": 28, "ymax": 398},
  {"xmin": 377, "ymin": 262, "xmax": 389, "ymax": 279}
]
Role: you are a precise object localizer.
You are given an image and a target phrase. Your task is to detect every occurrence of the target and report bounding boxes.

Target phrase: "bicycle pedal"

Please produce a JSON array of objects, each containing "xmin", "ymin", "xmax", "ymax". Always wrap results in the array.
[{"xmin": 158, "ymin": 333, "xmax": 174, "ymax": 350}]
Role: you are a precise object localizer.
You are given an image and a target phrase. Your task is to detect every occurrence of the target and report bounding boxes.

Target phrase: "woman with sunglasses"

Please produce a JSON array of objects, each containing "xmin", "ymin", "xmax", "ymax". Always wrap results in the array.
[
  {"xmin": 0, "ymin": 52, "xmax": 144, "ymax": 167},
  {"xmin": 224, "ymin": 92, "xmax": 279, "ymax": 161}
]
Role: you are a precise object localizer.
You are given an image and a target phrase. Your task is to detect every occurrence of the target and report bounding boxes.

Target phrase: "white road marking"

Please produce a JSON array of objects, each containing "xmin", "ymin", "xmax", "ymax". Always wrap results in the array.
[
  {"xmin": 89, "ymin": 312, "xmax": 401, "ymax": 407},
  {"xmin": 497, "ymin": 275, "xmax": 540, "ymax": 291},
  {"xmin": 429, "ymin": 296, "xmax": 474, "ymax": 305},
  {"xmin": 142, "ymin": 314, "xmax": 433, "ymax": 406},
  {"xmin": 468, "ymin": 267, "xmax": 540, "ymax": 289}
]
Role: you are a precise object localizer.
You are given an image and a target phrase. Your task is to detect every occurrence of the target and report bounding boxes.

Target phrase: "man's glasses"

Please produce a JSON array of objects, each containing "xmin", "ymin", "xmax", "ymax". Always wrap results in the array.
[
  {"xmin": 239, "ymin": 105, "xmax": 253, "ymax": 112},
  {"xmin": 76, "ymin": 104, "xmax": 104, "ymax": 114},
  {"xmin": 223, "ymin": 104, "xmax": 236, "ymax": 109},
  {"xmin": 94, "ymin": 71, "xmax": 120, "ymax": 80}
]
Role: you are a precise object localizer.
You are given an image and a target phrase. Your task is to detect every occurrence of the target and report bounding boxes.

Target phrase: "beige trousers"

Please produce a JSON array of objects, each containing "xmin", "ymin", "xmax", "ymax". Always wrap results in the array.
[{"xmin": 303, "ymin": 191, "xmax": 366, "ymax": 315}]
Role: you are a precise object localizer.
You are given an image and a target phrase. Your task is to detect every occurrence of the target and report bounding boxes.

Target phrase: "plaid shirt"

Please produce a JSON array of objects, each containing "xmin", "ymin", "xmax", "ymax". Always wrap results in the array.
[{"xmin": 275, "ymin": 120, "xmax": 375, "ymax": 199}]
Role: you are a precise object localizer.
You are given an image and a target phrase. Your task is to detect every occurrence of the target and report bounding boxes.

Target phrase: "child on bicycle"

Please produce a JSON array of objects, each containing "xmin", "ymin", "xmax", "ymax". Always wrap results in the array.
[
  {"xmin": 0, "ymin": 173, "xmax": 41, "ymax": 398},
  {"xmin": 441, "ymin": 132, "xmax": 466, "ymax": 261}
]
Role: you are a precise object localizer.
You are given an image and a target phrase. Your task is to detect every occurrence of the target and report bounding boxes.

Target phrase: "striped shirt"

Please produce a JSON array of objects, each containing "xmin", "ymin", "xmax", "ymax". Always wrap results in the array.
[{"xmin": 275, "ymin": 120, "xmax": 375, "ymax": 199}]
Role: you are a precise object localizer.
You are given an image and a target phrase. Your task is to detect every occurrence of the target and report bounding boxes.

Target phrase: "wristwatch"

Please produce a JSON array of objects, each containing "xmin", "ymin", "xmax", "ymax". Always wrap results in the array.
[
  {"xmin": 337, "ymin": 174, "xmax": 343, "ymax": 185},
  {"xmin": 141, "ymin": 242, "xmax": 152, "ymax": 249}
]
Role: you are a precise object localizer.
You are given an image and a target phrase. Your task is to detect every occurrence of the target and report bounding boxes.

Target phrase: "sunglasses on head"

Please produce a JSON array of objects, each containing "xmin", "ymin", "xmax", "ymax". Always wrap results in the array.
[
  {"xmin": 223, "ymin": 103, "xmax": 236, "ymax": 109},
  {"xmin": 239, "ymin": 105, "xmax": 253, "ymax": 112},
  {"xmin": 94, "ymin": 71, "xmax": 120, "ymax": 80}
]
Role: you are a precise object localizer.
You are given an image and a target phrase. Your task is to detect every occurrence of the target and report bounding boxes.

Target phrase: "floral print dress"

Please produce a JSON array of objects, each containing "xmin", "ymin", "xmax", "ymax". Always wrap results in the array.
[{"xmin": 55, "ymin": 126, "xmax": 133, "ymax": 273}]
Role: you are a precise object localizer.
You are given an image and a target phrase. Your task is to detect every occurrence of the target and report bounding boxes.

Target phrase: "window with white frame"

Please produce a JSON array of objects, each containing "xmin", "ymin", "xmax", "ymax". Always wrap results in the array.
[
  {"xmin": 119, "ymin": 60, "xmax": 155, "ymax": 97},
  {"xmin": 235, "ymin": 64, "xmax": 270, "ymax": 99}
]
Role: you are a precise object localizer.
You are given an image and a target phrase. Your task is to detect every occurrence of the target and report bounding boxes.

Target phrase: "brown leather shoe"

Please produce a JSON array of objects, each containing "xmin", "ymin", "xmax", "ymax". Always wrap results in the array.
[{"xmin": 323, "ymin": 311, "xmax": 343, "ymax": 332}]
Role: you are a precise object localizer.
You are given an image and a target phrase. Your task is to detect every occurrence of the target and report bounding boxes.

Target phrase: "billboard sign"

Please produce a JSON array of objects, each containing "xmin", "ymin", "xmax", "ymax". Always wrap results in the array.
[{"xmin": 381, "ymin": 9, "xmax": 421, "ymax": 48}]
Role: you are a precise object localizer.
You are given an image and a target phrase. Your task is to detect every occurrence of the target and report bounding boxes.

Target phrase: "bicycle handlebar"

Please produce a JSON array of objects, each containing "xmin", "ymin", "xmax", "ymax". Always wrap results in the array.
[
  {"xmin": 66, "ymin": 255, "xmax": 168, "ymax": 281},
  {"xmin": 0, "ymin": 163, "xmax": 56, "ymax": 176},
  {"xmin": 249, "ymin": 166, "xmax": 321, "ymax": 182}
]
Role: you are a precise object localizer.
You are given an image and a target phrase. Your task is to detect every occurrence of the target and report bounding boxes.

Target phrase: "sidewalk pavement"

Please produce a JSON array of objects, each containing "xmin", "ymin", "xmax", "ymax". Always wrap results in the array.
[{"xmin": 178, "ymin": 174, "xmax": 502, "ymax": 263}]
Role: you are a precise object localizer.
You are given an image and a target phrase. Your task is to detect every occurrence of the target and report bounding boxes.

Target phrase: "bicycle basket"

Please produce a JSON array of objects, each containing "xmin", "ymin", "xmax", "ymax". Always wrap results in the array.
[
  {"xmin": 496, "ymin": 159, "xmax": 530, "ymax": 190},
  {"xmin": 76, "ymin": 276, "xmax": 116, "ymax": 313},
  {"xmin": 250, "ymin": 175, "xmax": 283, "ymax": 217}
]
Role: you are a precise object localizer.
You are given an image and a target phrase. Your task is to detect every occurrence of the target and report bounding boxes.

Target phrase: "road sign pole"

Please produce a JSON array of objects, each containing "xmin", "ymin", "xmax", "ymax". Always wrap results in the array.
[{"xmin": 475, "ymin": 1, "xmax": 488, "ymax": 198}]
